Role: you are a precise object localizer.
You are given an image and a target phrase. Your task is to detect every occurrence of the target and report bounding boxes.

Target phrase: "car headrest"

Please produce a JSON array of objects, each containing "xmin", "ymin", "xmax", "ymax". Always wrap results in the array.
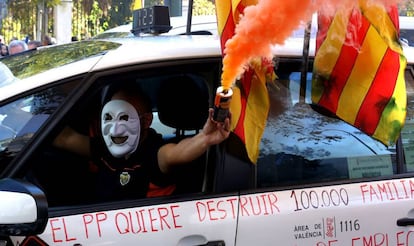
[{"xmin": 157, "ymin": 74, "xmax": 209, "ymax": 131}]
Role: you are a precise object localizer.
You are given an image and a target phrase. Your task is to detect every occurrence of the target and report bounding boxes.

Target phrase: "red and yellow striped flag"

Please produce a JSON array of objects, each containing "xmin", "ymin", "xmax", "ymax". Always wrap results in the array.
[
  {"xmin": 216, "ymin": 0, "xmax": 275, "ymax": 163},
  {"xmin": 216, "ymin": 0, "xmax": 257, "ymax": 53},
  {"xmin": 312, "ymin": 1, "xmax": 407, "ymax": 146}
]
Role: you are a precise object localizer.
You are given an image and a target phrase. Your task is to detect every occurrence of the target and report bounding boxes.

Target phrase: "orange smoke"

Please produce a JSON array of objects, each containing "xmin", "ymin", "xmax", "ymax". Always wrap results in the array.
[{"xmin": 220, "ymin": 0, "xmax": 405, "ymax": 90}]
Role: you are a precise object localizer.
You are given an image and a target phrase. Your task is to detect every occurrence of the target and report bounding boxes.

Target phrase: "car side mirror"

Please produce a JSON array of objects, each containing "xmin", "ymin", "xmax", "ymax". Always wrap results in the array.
[{"xmin": 0, "ymin": 178, "xmax": 48, "ymax": 236}]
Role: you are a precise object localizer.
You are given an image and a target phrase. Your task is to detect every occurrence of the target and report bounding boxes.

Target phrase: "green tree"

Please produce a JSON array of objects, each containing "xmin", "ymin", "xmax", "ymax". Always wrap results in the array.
[
  {"xmin": 401, "ymin": 0, "xmax": 414, "ymax": 16},
  {"xmin": 1, "ymin": 0, "xmax": 216, "ymax": 43},
  {"xmin": 1, "ymin": 0, "xmax": 61, "ymax": 43},
  {"xmin": 193, "ymin": 0, "xmax": 215, "ymax": 16},
  {"xmin": 108, "ymin": 0, "xmax": 133, "ymax": 27}
]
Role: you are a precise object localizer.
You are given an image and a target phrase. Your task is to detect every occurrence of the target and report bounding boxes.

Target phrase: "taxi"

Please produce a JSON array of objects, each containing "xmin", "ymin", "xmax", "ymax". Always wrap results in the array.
[
  {"xmin": 91, "ymin": 14, "xmax": 218, "ymax": 39},
  {"xmin": 1, "ymin": 6, "xmax": 414, "ymax": 246}
]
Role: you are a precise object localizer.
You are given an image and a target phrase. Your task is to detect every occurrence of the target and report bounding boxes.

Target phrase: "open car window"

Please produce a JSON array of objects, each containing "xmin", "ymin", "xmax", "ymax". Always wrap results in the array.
[
  {"xmin": 23, "ymin": 59, "xmax": 222, "ymax": 207},
  {"xmin": 0, "ymin": 80, "xmax": 80, "ymax": 174}
]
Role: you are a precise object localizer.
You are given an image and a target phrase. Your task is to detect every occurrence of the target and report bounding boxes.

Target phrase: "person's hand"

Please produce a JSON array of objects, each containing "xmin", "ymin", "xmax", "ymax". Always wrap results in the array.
[
  {"xmin": 158, "ymin": 109, "xmax": 231, "ymax": 172},
  {"xmin": 201, "ymin": 108, "xmax": 231, "ymax": 145}
]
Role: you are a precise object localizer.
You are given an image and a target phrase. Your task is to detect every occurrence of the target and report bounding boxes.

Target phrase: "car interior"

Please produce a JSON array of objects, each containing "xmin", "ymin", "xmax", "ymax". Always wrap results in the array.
[
  {"xmin": 21, "ymin": 59, "xmax": 258, "ymax": 207},
  {"xmin": 156, "ymin": 74, "xmax": 209, "ymax": 194}
]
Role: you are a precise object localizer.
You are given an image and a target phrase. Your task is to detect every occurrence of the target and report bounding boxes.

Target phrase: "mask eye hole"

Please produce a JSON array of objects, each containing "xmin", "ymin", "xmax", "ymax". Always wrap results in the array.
[
  {"xmin": 120, "ymin": 115, "xmax": 129, "ymax": 121},
  {"xmin": 104, "ymin": 113, "xmax": 112, "ymax": 121}
]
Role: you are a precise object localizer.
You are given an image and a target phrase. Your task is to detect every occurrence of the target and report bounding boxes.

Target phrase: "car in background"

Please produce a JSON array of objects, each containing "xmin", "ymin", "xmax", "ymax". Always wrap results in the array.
[
  {"xmin": 92, "ymin": 14, "xmax": 218, "ymax": 39},
  {"xmin": 1, "ymin": 6, "xmax": 414, "ymax": 246},
  {"xmin": 400, "ymin": 16, "xmax": 414, "ymax": 47},
  {"xmin": 399, "ymin": 16, "xmax": 414, "ymax": 61}
]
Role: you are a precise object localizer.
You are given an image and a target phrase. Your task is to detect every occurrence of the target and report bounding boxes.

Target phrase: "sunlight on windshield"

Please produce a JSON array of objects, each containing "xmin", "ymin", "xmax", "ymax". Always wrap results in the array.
[{"xmin": 0, "ymin": 41, "xmax": 121, "ymax": 83}]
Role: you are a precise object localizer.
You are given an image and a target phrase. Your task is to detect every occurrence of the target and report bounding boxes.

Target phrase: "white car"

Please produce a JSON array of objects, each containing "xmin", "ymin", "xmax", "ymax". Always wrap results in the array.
[
  {"xmin": 400, "ymin": 16, "xmax": 414, "ymax": 47},
  {"xmin": 1, "ymin": 7, "xmax": 414, "ymax": 246},
  {"xmin": 92, "ymin": 14, "xmax": 218, "ymax": 39}
]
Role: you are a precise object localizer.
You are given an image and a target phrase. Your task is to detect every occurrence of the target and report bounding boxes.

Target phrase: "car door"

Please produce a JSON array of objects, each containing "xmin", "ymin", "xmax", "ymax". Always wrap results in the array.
[
  {"xmin": 237, "ymin": 180, "xmax": 414, "ymax": 245},
  {"xmin": 1, "ymin": 58, "xmax": 240, "ymax": 246},
  {"xmin": 23, "ymin": 195, "xmax": 238, "ymax": 246},
  {"xmin": 233, "ymin": 57, "xmax": 414, "ymax": 245}
]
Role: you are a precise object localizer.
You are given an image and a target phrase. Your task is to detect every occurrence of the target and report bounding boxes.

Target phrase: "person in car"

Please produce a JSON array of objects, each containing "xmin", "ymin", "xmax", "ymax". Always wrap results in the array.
[{"xmin": 53, "ymin": 82, "xmax": 231, "ymax": 201}]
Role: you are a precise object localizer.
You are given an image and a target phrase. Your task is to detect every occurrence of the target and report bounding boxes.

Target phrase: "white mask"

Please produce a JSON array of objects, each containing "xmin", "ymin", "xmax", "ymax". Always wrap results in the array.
[{"xmin": 101, "ymin": 99, "xmax": 141, "ymax": 158}]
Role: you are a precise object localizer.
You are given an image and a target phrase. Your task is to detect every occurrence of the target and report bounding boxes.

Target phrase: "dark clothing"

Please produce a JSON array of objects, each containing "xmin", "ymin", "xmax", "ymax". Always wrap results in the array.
[{"xmin": 90, "ymin": 128, "xmax": 173, "ymax": 201}]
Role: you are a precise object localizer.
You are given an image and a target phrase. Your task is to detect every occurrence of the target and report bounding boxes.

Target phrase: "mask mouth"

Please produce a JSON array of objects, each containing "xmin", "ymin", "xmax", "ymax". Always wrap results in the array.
[{"xmin": 111, "ymin": 136, "xmax": 128, "ymax": 144}]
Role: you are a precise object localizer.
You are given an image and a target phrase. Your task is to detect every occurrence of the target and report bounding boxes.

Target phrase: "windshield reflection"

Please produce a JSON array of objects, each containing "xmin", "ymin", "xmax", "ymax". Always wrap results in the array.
[{"xmin": 0, "ymin": 40, "xmax": 121, "ymax": 82}]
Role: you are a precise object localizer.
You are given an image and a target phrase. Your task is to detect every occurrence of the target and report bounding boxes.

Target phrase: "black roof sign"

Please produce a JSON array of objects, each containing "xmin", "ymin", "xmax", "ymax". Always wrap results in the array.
[{"xmin": 131, "ymin": 6, "xmax": 172, "ymax": 35}]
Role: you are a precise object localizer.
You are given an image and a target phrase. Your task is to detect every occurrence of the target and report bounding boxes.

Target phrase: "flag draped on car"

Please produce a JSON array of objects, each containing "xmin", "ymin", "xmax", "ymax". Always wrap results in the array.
[
  {"xmin": 215, "ymin": 0, "xmax": 275, "ymax": 164},
  {"xmin": 312, "ymin": 1, "xmax": 407, "ymax": 146}
]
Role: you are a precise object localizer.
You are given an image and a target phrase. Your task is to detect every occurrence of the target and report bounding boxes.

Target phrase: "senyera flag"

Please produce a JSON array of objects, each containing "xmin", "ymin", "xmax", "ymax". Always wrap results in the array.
[
  {"xmin": 312, "ymin": 1, "xmax": 407, "ymax": 146},
  {"xmin": 215, "ymin": 0, "xmax": 275, "ymax": 164}
]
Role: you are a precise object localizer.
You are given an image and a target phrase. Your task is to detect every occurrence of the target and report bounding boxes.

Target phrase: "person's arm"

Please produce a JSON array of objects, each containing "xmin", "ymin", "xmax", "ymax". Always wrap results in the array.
[
  {"xmin": 53, "ymin": 126, "xmax": 91, "ymax": 157},
  {"xmin": 157, "ymin": 108, "xmax": 231, "ymax": 173}
]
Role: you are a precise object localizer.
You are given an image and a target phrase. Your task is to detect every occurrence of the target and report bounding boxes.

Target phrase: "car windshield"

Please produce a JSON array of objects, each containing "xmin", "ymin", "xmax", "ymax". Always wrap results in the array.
[
  {"xmin": 0, "ymin": 40, "xmax": 121, "ymax": 174},
  {"xmin": 0, "ymin": 40, "xmax": 121, "ymax": 82}
]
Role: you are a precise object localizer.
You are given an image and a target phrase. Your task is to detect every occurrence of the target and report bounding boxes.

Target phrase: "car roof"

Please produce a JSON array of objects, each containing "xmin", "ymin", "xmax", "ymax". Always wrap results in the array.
[
  {"xmin": 400, "ymin": 16, "xmax": 414, "ymax": 30},
  {"xmin": 93, "ymin": 35, "xmax": 222, "ymax": 70}
]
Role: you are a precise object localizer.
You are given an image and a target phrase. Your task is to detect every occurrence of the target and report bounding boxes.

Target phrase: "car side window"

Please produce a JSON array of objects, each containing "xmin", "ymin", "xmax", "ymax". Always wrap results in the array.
[
  {"xmin": 29, "ymin": 61, "xmax": 222, "ymax": 207},
  {"xmin": 256, "ymin": 58, "xmax": 412, "ymax": 188},
  {"xmin": 0, "ymin": 81, "xmax": 80, "ymax": 174}
]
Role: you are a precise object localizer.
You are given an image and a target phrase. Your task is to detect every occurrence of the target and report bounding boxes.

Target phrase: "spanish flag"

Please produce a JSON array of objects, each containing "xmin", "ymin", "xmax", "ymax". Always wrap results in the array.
[
  {"xmin": 216, "ymin": 0, "xmax": 275, "ymax": 163},
  {"xmin": 312, "ymin": 1, "xmax": 407, "ymax": 146}
]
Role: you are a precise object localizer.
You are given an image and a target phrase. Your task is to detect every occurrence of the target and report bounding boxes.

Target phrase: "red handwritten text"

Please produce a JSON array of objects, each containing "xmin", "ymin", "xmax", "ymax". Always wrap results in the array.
[
  {"xmin": 114, "ymin": 205, "xmax": 182, "ymax": 235},
  {"xmin": 317, "ymin": 240, "xmax": 338, "ymax": 246},
  {"xmin": 49, "ymin": 218, "xmax": 77, "ymax": 243},
  {"xmin": 360, "ymin": 179, "xmax": 414, "ymax": 203},
  {"xmin": 352, "ymin": 231, "xmax": 414, "ymax": 246},
  {"xmin": 196, "ymin": 193, "xmax": 279, "ymax": 222}
]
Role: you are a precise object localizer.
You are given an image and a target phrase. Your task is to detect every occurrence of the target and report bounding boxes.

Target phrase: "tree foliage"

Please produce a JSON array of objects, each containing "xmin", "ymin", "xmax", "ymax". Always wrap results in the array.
[
  {"xmin": 1, "ymin": 0, "xmax": 214, "ymax": 43},
  {"xmin": 401, "ymin": 0, "xmax": 414, "ymax": 16},
  {"xmin": 193, "ymin": 0, "xmax": 215, "ymax": 15},
  {"xmin": 4, "ymin": 0, "xmax": 414, "ymax": 44}
]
